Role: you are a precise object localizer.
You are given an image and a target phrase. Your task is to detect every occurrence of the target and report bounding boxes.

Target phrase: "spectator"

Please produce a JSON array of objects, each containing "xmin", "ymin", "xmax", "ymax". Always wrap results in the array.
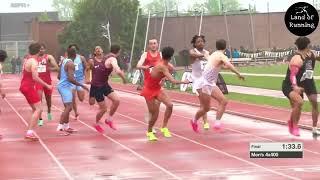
[
  {"xmin": 232, "ymin": 49, "xmax": 240, "ymax": 58},
  {"xmin": 11, "ymin": 56, "xmax": 16, "ymax": 74},
  {"xmin": 225, "ymin": 48, "xmax": 231, "ymax": 58},
  {"xmin": 16, "ymin": 56, "xmax": 22, "ymax": 74}
]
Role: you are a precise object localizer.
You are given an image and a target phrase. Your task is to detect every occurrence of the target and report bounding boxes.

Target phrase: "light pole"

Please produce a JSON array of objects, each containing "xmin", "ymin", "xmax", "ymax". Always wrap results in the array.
[
  {"xmin": 128, "ymin": 9, "xmax": 140, "ymax": 73},
  {"xmin": 223, "ymin": 9, "xmax": 249, "ymax": 59},
  {"xmin": 249, "ymin": 5, "xmax": 256, "ymax": 62}
]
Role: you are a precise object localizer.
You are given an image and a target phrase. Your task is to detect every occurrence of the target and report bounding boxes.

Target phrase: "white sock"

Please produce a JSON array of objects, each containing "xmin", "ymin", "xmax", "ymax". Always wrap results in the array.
[
  {"xmin": 106, "ymin": 115, "xmax": 113, "ymax": 122},
  {"xmin": 57, "ymin": 124, "xmax": 64, "ymax": 131},
  {"xmin": 27, "ymin": 130, "xmax": 33, "ymax": 135},
  {"xmin": 313, "ymin": 127, "xmax": 318, "ymax": 131},
  {"xmin": 64, "ymin": 123, "xmax": 69, "ymax": 129}
]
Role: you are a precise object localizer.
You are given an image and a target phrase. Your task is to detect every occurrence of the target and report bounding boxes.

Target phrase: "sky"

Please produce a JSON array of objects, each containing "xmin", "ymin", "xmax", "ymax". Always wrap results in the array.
[{"xmin": 0, "ymin": 0, "xmax": 318, "ymax": 13}]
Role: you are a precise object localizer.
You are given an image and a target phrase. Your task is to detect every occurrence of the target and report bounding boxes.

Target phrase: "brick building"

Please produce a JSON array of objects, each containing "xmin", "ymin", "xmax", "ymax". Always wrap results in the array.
[
  {"xmin": 148, "ymin": 11, "xmax": 320, "ymax": 52},
  {"xmin": 30, "ymin": 18, "xmax": 70, "ymax": 58}
]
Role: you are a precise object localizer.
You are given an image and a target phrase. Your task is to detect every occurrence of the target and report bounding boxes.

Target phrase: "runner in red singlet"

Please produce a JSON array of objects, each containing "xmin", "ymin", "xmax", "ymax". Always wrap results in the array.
[
  {"xmin": 35, "ymin": 43, "xmax": 59, "ymax": 126},
  {"xmin": 19, "ymin": 43, "xmax": 52, "ymax": 141},
  {"xmin": 137, "ymin": 38, "xmax": 162, "ymax": 85},
  {"xmin": 137, "ymin": 38, "xmax": 162, "ymax": 133},
  {"xmin": 141, "ymin": 46, "xmax": 189, "ymax": 141}
]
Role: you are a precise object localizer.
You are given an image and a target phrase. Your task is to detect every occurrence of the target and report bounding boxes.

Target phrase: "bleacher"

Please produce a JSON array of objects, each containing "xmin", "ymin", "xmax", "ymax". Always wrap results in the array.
[{"xmin": 231, "ymin": 50, "xmax": 296, "ymax": 65}]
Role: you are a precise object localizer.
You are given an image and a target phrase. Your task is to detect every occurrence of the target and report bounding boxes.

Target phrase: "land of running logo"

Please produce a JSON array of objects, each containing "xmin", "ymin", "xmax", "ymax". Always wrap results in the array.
[{"xmin": 285, "ymin": 2, "xmax": 319, "ymax": 36}]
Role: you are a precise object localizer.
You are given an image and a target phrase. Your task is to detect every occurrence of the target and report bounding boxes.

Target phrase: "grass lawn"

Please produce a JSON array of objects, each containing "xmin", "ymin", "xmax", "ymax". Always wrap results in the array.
[
  {"xmin": 110, "ymin": 76, "xmax": 313, "ymax": 112},
  {"xmin": 171, "ymin": 66, "xmax": 320, "ymax": 91},
  {"xmin": 110, "ymin": 64, "xmax": 320, "ymax": 112},
  {"xmin": 225, "ymin": 92, "xmax": 312, "ymax": 112},
  {"xmin": 221, "ymin": 74, "xmax": 320, "ymax": 91},
  {"xmin": 222, "ymin": 63, "xmax": 320, "ymax": 75}
]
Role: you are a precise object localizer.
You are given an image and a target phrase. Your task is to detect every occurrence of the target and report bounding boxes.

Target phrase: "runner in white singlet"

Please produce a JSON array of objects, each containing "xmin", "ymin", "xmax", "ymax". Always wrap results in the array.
[
  {"xmin": 189, "ymin": 35, "xmax": 210, "ymax": 130},
  {"xmin": 191, "ymin": 39, "xmax": 244, "ymax": 133}
]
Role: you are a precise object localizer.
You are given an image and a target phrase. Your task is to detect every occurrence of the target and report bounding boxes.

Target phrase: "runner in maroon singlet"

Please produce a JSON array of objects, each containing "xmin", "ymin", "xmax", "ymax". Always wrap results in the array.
[{"xmin": 87, "ymin": 45, "xmax": 126, "ymax": 133}]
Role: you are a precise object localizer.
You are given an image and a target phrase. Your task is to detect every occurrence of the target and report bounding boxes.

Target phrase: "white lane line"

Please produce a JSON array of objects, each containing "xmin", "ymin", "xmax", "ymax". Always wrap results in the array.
[
  {"xmin": 4, "ymin": 98, "xmax": 74, "ymax": 180},
  {"xmin": 52, "ymin": 105, "xmax": 182, "ymax": 180}
]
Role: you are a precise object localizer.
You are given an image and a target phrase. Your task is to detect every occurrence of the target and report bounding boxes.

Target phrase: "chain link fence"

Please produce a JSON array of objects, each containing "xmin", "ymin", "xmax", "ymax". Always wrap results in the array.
[{"xmin": 0, "ymin": 41, "xmax": 32, "ymax": 73}]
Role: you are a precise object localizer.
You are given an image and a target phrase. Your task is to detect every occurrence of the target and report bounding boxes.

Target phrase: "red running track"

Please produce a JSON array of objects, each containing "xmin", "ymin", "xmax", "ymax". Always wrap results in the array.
[{"xmin": 1, "ymin": 74, "xmax": 320, "ymax": 180}]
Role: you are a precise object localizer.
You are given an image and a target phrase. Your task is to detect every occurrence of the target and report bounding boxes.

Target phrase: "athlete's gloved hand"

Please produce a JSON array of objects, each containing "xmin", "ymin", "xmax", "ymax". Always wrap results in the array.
[{"xmin": 1, "ymin": 92, "xmax": 5, "ymax": 99}]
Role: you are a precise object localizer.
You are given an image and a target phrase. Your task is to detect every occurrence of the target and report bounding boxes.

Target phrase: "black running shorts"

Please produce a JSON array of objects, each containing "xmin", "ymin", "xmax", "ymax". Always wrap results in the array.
[{"xmin": 89, "ymin": 84, "xmax": 114, "ymax": 102}]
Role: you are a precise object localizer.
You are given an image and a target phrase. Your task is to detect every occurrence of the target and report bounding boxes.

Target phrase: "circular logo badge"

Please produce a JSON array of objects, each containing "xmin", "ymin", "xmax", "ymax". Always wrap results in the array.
[{"xmin": 285, "ymin": 2, "xmax": 319, "ymax": 36}]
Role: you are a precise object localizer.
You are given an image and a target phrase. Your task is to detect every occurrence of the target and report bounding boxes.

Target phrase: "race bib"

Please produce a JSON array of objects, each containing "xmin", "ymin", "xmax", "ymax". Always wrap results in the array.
[
  {"xmin": 149, "ymin": 67, "xmax": 154, "ymax": 73},
  {"xmin": 300, "ymin": 70, "xmax": 314, "ymax": 81},
  {"xmin": 305, "ymin": 70, "xmax": 314, "ymax": 79},
  {"xmin": 37, "ymin": 64, "xmax": 46, "ymax": 73},
  {"xmin": 200, "ymin": 60, "xmax": 207, "ymax": 71},
  {"xmin": 75, "ymin": 63, "xmax": 79, "ymax": 71}
]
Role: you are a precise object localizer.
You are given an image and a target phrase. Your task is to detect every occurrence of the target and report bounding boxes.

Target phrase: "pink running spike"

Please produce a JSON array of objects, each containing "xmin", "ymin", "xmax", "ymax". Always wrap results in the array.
[
  {"xmin": 291, "ymin": 125, "xmax": 300, "ymax": 136},
  {"xmin": 94, "ymin": 124, "xmax": 104, "ymax": 133},
  {"xmin": 25, "ymin": 133, "xmax": 39, "ymax": 141},
  {"xmin": 105, "ymin": 120, "xmax": 117, "ymax": 130},
  {"xmin": 190, "ymin": 120, "xmax": 199, "ymax": 133},
  {"xmin": 213, "ymin": 121, "xmax": 222, "ymax": 130}
]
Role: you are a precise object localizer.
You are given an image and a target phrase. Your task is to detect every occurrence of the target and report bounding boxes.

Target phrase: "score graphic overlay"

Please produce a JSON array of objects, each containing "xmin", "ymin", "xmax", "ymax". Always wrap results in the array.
[{"xmin": 250, "ymin": 142, "xmax": 303, "ymax": 158}]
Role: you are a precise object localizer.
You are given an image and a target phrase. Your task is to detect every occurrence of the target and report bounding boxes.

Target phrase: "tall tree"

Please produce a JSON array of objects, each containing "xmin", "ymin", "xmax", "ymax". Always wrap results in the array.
[
  {"xmin": 38, "ymin": 11, "xmax": 51, "ymax": 21},
  {"xmin": 143, "ymin": 0, "xmax": 178, "ymax": 15},
  {"xmin": 52, "ymin": 0, "xmax": 79, "ymax": 20},
  {"xmin": 188, "ymin": 0, "xmax": 242, "ymax": 15},
  {"xmin": 59, "ymin": 0, "xmax": 146, "ymax": 61}
]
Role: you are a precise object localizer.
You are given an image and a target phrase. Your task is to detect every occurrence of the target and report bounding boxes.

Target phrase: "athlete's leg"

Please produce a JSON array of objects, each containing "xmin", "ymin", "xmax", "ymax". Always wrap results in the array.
[
  {"xmin": 37, "ymin": 89, "xmax": 44, "ymax": 126},
  {"xmin": 307, "ymin": 94, "xmax": 320, "ymax": 135},
  {"xmin": 288, "ymin": 91, "xmax": 304, "ymax": 136},
  {"xmin": 156, "ymin": 91, "xmax": 173, "ymax": 137},
  {"xmin": 105, "ymin": 92, "xmax": 120, "ymax": 130},
  {"xmin": 25, "ymin": 102, "xmax": 42, "ymax": 140}
]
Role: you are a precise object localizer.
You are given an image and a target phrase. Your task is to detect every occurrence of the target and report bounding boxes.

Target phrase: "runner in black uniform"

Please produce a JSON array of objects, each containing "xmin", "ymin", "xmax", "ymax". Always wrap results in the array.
[{"xmin": 282, "ymin": 37, "xmax": 320, "ymax": 136}]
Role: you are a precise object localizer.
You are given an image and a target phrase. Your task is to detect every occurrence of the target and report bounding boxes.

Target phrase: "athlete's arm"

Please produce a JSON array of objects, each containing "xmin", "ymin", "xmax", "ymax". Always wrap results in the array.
[
  {"xmin": 57, "ymin": 68, "xmax": 61, "ymax": 80},
  {"xmin": 189, "ymin": 49, "xmax": 204, "ymax": 59},
  {"xmin": 220, "ymin": 55, "xmax": 244, "ymax": 80},
  {"xmin": 136, "ymin": 52, "xmax": 150, "ymax": 70},
  {"xmin": 30, "ymin": 59, "xmax": 52, "ymax": 89},
  {"xmin": 311, "ymin": 50, "xmax": 320, "ymax": 61},
  {"xmin": 168, "ymin": 63, "xmax": 176, "ymax": 72},
  {"xmin": 160, "ymin": 65, "xmax": 189, "ymax": 84},
  {"xmin": 289, "ymin": 55, "xmax": 304, "ymax": 93},
  {"xmin": 80, "ymin": 55, "xmax": 87, "ymax": 73},
  {"xmin": 48, "ymin": 55, "xmax": 59, "ymax": 71},
  {"xmin": 0, "ymin": 64, "xmax": 5, "ymax": 98},
  {"xmin": 66, "ymin": 61, "xmax": 89, "ymax": 91},
  {"xmin": 108, "ymin": 57, "xmax": 127, "ymax": 84},
  {"xmin": 84, "ymin": 58, "xmax": 93, "ymax": 84},
  {"xmin": 0, "ymin": 82, "xmax": 4, "ymax": 98},
  {"xmin": 0, "ymin": 63, "xmax": 3, "ymax": 74},
  {"xmin": 87, "ymin": 58, "xmax": 94, "ymax": 70}
]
